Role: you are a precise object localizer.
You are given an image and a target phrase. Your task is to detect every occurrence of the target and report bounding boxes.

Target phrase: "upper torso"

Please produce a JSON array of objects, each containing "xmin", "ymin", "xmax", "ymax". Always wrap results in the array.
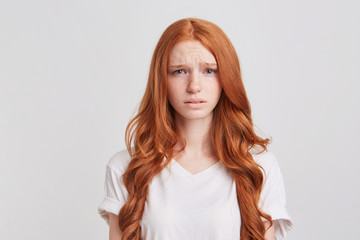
[{"xmin": 140, "ymin": 158, "xmax": 241, "ymax": 240}]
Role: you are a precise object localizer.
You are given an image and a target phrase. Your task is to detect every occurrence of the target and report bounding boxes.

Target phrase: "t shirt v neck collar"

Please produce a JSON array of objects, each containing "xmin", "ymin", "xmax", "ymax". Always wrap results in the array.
[{"xmin": 170, "ymin": 159, "xmax": 222, "ymax": 179}]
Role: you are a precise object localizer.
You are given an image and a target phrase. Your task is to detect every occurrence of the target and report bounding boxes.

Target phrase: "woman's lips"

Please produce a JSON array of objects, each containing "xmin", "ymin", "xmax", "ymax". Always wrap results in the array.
[
  {"xmin": 184, "ymin": 98, "xmax": 206, "ymax": 103},
  {"xmin": 184, "ymin": 100, "xmax": 206, "ymax": 108}
]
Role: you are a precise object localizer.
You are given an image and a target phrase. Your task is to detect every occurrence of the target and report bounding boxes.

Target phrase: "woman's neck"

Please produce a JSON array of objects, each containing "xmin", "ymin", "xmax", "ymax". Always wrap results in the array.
[{"xmin": 174, "ymin": 113, "xmax": 214, "ymax": 157}]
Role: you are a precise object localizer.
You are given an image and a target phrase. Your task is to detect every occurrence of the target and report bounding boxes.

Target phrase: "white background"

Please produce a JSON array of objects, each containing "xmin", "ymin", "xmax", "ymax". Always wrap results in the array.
[{"xmin": 1, "ymin": 0, "xmax": 359, "ymax": 239}]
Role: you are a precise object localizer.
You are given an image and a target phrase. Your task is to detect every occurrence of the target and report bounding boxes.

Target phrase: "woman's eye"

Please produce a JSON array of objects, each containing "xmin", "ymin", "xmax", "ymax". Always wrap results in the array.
[
  {"xmin": 173, "ymin": 69, "xmax": 185, "ymax": 74},
  {"xmin": 205, "ymin": 69, "xmax": 216, "ymax": 74}
]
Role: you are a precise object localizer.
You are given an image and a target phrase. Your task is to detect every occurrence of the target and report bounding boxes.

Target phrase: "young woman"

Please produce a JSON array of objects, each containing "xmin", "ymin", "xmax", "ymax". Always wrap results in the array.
[{"xmin": 98, "ymin": 18, "xmax": 293, "ymax": 240}]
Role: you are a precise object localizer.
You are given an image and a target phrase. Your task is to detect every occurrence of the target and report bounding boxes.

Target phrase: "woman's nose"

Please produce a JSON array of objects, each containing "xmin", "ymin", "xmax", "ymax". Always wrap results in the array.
[{"xmin": 186, "ymin": 73, "xmax": 201, "ymax": 93}]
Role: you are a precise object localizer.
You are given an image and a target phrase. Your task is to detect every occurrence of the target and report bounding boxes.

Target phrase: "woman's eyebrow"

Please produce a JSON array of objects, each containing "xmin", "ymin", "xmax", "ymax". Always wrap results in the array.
[
  {"xmin": 168, "ymin": 64, "xmax": 187, "ymax": 69},
  {"xmin": 202, "ymin": 62, "xmax": 218, "ymax": 67},
  {"xmin": 168, "ymin": 62, "xmax": 218, "ymax": 69}
]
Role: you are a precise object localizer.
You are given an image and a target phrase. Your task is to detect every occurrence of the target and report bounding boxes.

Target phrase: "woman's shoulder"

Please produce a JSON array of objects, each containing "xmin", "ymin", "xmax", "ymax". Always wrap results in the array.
[
  {"xmin": 106, "ymin": 147, "xmax": 133, "ymax": 175},
  {"xmin": 251, "ymin": 150, "xmax": 278, "ymax": 166},
  {"xmin": 250, "ymin": 148, "xmax": 281, "ymax": 175}
]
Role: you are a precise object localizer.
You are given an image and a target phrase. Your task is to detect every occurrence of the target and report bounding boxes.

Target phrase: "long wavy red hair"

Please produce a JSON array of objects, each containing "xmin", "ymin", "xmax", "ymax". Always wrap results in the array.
[{"xmin": 119, "ymin": 18, "xmax": 272, "ymax": 240}]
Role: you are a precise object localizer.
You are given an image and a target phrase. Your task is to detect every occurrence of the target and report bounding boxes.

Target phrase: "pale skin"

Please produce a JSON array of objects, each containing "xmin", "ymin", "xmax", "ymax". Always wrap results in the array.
[
  {"xmin": 108, "ymin": 40, "xmax": 274, "ymax": 239},
  {"xmin": 109, "ymin": 213, "xmax": 122, "ymax": 239}
]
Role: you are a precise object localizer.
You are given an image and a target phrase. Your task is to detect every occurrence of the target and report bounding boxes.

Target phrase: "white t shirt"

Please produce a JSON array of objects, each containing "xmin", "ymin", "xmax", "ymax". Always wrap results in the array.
[{"xmin": 98, "ymin": 149, "xmax": 293, "ymax": 239}]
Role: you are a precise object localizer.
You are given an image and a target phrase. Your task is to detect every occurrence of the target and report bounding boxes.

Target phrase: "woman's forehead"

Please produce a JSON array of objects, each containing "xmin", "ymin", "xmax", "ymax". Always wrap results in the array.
[{"xmin": 168, "ymin": 40, "xmax": 217, "ymax": 65}]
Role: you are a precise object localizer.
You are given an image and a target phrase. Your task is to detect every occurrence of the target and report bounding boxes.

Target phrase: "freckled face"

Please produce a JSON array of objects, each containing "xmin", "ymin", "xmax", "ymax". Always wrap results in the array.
[{"xmin": 167, "ymin": 40, "xmax": 222, "ymax": 121}]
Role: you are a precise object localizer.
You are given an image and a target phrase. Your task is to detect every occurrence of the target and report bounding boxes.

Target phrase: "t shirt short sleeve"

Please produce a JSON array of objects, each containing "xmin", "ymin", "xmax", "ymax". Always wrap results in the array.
[
  {"xmin": 253, "ymin": 151, "xmax": 293, "ymax": 240},
  {"xmin": 97, "ymin": 149, "xmax": 131, "ymax": 224}
]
